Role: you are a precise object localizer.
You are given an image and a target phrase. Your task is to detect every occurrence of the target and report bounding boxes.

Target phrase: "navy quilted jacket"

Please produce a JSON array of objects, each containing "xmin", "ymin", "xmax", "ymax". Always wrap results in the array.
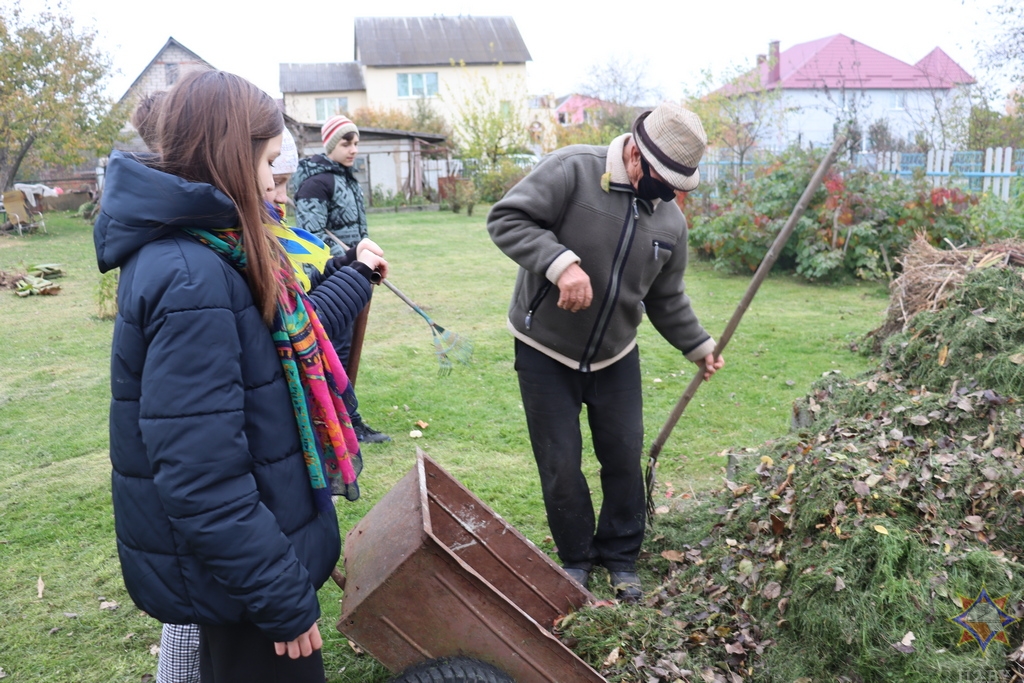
[{"xmin": 94, "ymin": 151, "xmax": 371, "ymax": 641}]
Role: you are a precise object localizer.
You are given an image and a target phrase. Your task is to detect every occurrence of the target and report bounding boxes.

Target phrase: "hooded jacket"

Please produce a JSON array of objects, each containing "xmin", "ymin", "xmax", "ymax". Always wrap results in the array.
[
  {"xmin": 487, "ymin": 134, "xmax": 715, "ymax": 372},
  {"xmin": 291, "ymin": 154, "xmax": 368, "ymax": 255},
  {"xmin": 94, "ymin": 151, "xmax": 371, "ymax": 641}
]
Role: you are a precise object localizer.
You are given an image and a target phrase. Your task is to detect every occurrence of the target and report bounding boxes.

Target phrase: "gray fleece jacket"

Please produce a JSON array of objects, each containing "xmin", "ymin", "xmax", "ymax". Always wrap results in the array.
[{"xmin": 487, "ymin": 134, "xmax": 715, "ymax": 372}]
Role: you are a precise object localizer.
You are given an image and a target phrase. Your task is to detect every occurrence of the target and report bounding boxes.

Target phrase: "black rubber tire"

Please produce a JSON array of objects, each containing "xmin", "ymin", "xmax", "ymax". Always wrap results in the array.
[{"xmin": 388, "ymin": 656, "xmax": 516, "ymax": 683}]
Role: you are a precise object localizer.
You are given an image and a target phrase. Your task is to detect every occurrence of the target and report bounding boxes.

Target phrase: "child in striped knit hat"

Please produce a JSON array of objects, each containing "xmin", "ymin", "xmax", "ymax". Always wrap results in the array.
[{"xmin": 290, "ymin": 115, "xmax": 391, "ymax": 444}]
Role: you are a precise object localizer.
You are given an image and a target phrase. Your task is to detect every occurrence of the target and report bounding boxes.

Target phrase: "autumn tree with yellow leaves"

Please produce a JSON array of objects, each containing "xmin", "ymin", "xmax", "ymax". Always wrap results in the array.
[{"xmin": 0, "ymin": 2, "xmax": 126, "ymax": 190}]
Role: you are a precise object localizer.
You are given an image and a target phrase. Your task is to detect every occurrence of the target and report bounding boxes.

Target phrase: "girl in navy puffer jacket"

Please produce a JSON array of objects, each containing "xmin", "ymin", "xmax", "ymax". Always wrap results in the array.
[{"xmin": 94, "ymin": 69, "xmax": 385, "ymax": 682}]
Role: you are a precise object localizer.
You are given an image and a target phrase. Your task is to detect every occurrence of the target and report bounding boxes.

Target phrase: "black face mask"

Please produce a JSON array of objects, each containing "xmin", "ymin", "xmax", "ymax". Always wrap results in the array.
[{"xmin": 636, "ymin": 156, "xmax": 677, "ymax": 202}]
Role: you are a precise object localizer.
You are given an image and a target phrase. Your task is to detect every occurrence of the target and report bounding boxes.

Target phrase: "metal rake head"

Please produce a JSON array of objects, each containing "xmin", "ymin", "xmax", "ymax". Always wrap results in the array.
[{"xmin": 429, "ymin": 324, "xmax": 473, "ymax": 377}]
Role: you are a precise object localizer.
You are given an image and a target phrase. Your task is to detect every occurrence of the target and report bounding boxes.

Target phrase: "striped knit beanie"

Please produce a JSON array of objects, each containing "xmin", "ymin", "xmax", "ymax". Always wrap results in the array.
[{"xmin": 321, "ymin": 115, "xmax": 358, "ymax": 155}]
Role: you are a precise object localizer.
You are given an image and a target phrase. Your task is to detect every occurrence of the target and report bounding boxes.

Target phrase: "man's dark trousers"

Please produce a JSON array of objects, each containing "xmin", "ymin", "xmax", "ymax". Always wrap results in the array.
[{"xmin": 514, "ymin": 341, "xmax": 646, "ymax": 572}]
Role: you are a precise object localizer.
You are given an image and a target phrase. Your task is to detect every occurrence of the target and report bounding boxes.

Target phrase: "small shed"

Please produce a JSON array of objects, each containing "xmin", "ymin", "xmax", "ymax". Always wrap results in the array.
[{"xmin": 289, "ymin": 117, "xmax": 447, "ymax": 202}]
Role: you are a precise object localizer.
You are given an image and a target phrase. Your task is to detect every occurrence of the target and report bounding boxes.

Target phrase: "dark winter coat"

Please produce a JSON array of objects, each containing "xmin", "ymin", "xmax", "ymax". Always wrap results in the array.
[
  {"xmin": 94, "ymin": 151, "xmax": 371, "ymax": 641},
  {"xmin": 291, "ymin": 154, "xmax": 368, "ymax": 256}
]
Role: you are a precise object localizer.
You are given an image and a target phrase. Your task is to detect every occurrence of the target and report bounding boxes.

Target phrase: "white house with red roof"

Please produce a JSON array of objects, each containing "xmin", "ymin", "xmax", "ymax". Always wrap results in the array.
[{"xmin": 719, "ymin": 34, "xmax": 975, "ymax": 150}]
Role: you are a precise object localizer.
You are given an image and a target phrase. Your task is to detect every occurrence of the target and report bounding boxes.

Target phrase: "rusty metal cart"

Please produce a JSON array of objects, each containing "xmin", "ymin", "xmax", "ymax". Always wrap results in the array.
[{"xmin": 336, "ymin": 450, "xmax": 606, "ymax": 682}]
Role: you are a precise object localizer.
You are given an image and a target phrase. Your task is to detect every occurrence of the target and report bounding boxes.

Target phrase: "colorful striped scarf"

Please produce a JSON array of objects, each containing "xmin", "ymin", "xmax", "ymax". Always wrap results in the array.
[{"xmin": 184, "ymin": 227, "xmax": 361, "ymax": 513}]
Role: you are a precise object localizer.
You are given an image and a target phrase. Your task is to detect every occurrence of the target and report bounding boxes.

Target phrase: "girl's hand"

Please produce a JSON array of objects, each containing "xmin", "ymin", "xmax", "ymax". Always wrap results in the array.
[
  {"xmin": 356, "ymin": 238, "xmax": 383, "ymax": 258},
  {"xmin": 274, "ymin": 622, "xmax": 323, "ymax": 659},
  {"xmin": 356, "ymin": 250, "xmax": 388, "ymax": 281}
]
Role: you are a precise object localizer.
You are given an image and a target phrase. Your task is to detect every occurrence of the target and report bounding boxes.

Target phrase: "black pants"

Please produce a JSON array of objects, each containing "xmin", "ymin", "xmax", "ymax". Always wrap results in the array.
[
  {"xmin": 514, "ymin": 341, "xmax": 646, "ymax": 572},
  {"xmin": 198, "ymin": 622, "xmax": 325, "ymax": 683}
]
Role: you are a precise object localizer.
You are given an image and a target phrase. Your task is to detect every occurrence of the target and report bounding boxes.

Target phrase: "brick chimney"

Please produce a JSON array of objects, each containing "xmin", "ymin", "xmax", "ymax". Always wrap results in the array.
[{"xmin": 768, "ymin": 40, "xmax": 781, "ymax": 84}]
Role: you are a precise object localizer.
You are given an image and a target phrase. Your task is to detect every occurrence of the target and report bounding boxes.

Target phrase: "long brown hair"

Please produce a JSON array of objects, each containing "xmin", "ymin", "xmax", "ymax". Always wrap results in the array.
[{"xmin": 157, "ymin": 69, "xmax": 284, "ymax": 324}]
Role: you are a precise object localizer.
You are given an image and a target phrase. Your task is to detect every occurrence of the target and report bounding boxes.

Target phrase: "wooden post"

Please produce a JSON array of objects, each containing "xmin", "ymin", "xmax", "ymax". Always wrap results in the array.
[
  {"xmin": 983, "ymin": 147, "xmax": 994, "ymax": 194},
  {"xmin": 1003, "ymin": 147, "xmax": 1011, "ymax": 200}
]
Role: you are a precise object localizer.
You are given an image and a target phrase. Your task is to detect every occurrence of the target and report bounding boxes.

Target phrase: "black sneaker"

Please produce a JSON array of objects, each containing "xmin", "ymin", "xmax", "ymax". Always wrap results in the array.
[
  {"xmin": 354, "ymin": 421, "xmax": 391, "ymax": 443},
  {"xmin": 562, "ymin": 567, "xmax": 590, "ymax": 589},
  {"xmin": 608, "ymin": 571, "xmax": 642, "ymax": 603}
]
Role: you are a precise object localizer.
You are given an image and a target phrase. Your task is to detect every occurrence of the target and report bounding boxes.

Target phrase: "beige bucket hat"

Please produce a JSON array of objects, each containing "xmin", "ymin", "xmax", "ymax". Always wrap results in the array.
[{"xmin": 631, "ymin": 103, "xmax": 707, "ymax": 192}]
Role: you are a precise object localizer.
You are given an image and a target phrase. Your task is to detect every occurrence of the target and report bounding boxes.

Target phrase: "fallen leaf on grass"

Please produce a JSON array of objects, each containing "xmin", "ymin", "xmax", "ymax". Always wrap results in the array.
[
  {"xmin": 149, "ymin": 644, "xmax": 160, "ymax": 656},
  {"xmin": 938, "ymin": 345, "xmax": 948, "ymax": 366},
  {"xmin": 347, "ymin": 639, "xmax": 364, "ymax": 654},
  {"xmin": 762, "ymin": 581, "xmax": 781, "ymax": 599},
  {"xmin": 99, "ymin": 600, "xmax": 119, "ymax": 611},
  {"xmin": 964, "ymin": 515, "xmax": 985, "ymax": 532},
  {"xmin": 835, "ymin": 576, "xmax": 846, "ymax": 592},
  {"xmin": 37, "ymin": 576, "xmax": 44, "ymax": 599},
  {"xmin": 0, "ymin": 666, "xmax": 6, "ymax": 679},
  {"xmin": 892, "ymin": 631, "xmax": 916, "ymax": 653},
  {"xmin": 1011, "ymin": 354, "xmax": 1024, "ymax": 365},
  {"xmin": 874, "ymin": 525, "xmax": 890, "ymax": 536},
  {"xmin": 654, "ymin": 505, "xmax": 670, "ymax": 515},
  {"xmin": 415, "ymin": 420, "xmax": 429, "ymax": 429},
  {"xmin": 408, "ymin": 430, "xmax": 423, "ymax": 438},
  {"xmin": 661, "ymin": 550, "xmax": 685, "ymax": 563},
  {"xmin": 48, "ymin": 627, "xmax": 60, "ymax": 635},
  {"xmin": 602, "ymin": 646, "xmax": 620, "ymax": 668},
  {"xmin": 62, "ymin": 612, "xmax": 77, "ymax": 619}
]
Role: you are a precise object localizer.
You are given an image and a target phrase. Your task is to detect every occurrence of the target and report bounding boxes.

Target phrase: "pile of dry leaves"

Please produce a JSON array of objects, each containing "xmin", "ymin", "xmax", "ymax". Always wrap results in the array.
[{"xmin": 563, "ymin": 246, "xmax": 1024, "ymax": 682}]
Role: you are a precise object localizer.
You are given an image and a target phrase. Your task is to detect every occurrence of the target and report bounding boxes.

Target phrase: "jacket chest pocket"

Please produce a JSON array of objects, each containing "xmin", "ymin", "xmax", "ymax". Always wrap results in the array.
[
  {"xmin": 650, "ymin": 239, "xmax": 675, "ymax": 261},
  {"xmin": 636, "ymin": 236, "xmax": 677, "ymax": 290}
]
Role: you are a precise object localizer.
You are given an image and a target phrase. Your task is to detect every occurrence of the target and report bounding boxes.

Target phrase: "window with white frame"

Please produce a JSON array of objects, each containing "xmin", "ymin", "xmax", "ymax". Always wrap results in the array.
[
  {"xmin": 315, "ymin": 97, "xmax": 348, "ymax": 122},
  {"xmin": 397, "ymin": 72, "xmax": 439, "ymax": 98},
  {"xmin": 891, "ymin": 91, "xmax": 907, "ymax": 110}
]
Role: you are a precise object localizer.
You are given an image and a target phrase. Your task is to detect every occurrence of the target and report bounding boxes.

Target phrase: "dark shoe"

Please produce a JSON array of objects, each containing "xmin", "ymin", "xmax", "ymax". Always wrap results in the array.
[
  {"xmin": 353, "ymin": 420, "xmax": 391, "ymax": 443},
  {"xmin": 609, "ymin": 571, "xmax": 642, "ymax": 603},
  {"xmin": 562, "ymin": 567, "xmax": 590, "ymax": 589}
]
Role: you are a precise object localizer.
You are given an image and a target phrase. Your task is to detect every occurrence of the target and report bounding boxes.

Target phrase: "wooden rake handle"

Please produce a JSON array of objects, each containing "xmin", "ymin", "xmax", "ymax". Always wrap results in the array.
[{"xmin": 646, "ymin": 136, "xmax": 848, "ymax": 475}]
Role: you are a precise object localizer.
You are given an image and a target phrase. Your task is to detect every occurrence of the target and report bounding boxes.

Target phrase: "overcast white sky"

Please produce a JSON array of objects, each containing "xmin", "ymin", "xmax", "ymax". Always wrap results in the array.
[{"xmin": 14, "ymin": 0, "xmax": 1012, "ymax": 103}]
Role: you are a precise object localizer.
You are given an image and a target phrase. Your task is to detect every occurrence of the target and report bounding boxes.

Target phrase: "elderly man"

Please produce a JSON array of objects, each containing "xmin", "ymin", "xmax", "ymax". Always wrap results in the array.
[{"xmin": 487, "ymin": 103, "xmax": 724, "ymax": 602}]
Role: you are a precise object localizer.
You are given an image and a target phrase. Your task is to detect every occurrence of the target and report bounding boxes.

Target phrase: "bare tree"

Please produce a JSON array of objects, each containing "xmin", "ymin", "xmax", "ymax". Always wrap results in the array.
[
  {"xmin": 981, "ymin": 1, "xmax": 1024, "ymax": 93},
  {"xmin": 579, "ymin": 56, "xmax": 662, "ymax": 107},
  {"xmin": 686, "ymin": 63, "xmax": 789, "ymax": 173}
]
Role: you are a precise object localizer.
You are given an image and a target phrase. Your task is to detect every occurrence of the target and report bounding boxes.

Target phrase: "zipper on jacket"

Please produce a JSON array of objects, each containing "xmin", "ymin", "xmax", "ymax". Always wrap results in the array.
[
  {"xmin": 578, "ymin": 198, "xmax": 640, "ymax": 371},
  {"xmin": 652, "ymin": 240, "xmax": 675, "ymax": 260},
  {"xmin": 525, "ymin": 282, "xmax": 553, "ymax": 331}
]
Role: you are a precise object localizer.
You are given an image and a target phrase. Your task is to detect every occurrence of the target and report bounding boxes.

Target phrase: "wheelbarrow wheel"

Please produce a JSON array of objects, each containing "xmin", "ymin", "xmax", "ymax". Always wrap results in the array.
[{"xmin": 389, "ymin": 656, "xmax": 515, "ymax": 683}]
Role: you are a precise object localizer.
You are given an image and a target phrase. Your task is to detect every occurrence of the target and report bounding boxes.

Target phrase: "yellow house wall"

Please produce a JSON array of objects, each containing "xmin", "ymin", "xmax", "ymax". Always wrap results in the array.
[
  {"xmin": 285, "ymin": 91, "xmax": 369, "ymax": 125},
  {"xmin": 361, "ymin": 63, "xmax": 527, "ymax": 122}
]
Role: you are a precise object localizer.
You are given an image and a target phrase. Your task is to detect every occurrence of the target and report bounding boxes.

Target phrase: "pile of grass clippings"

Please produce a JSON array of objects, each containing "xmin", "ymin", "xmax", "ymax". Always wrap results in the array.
[
  {"xmin": 563, "ymin": 254, "xmax": 1024, "ymax": 682},
  {"xmin": 873, "ymin": 235, "xmax": 1024, "ymax": 342}
]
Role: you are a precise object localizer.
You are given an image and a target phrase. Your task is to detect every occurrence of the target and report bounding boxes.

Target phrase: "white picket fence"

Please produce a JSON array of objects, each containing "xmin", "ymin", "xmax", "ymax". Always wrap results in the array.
[
  {"xmin": 872, "ymin": 148, "xmax": 1021, "ymax": 199},
  {"xmin": 700, "ymin": 147, "xmax": 1024, "ymax": 200}
]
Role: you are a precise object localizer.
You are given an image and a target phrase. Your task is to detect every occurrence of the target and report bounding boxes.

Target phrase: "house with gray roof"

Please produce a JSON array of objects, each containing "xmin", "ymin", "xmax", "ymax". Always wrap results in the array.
[{"xmin": 280, "ymin": 15, "xmax": 532, "ymax": 125}]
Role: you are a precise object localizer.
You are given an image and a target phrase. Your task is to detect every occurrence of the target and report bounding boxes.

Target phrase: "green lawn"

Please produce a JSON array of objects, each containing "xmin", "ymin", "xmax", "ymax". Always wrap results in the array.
[{"xmin": 0, "ymin": 210, "xmax": 889, "ymax": 682}]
